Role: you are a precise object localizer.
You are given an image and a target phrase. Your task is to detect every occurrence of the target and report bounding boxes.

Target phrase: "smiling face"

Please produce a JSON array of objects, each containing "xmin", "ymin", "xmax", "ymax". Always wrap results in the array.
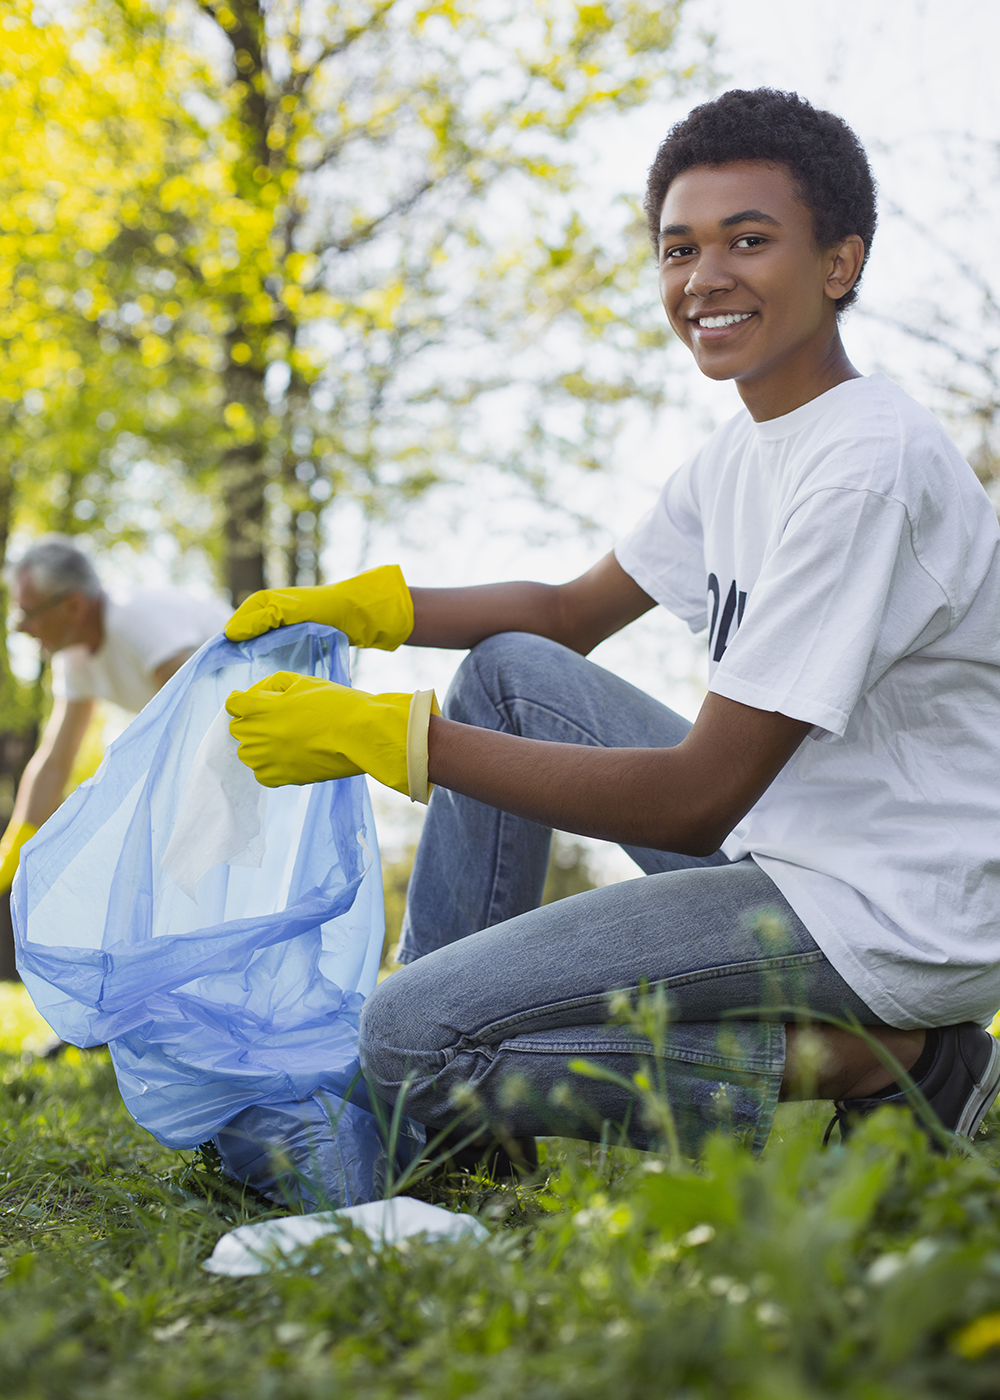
[{"xmin": 657, "ymin": 161, "xmax": 864, "ymax": 420}]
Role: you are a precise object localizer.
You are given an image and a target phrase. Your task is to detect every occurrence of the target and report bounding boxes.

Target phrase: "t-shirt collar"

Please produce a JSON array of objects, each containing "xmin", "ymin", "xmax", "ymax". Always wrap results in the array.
[{"xmin": 751, "ymin": 373, "xmax": 882, "ymax": 441}]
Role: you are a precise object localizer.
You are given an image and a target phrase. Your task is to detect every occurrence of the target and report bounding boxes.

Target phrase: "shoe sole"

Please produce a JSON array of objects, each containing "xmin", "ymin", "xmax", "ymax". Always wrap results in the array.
[{"xmin": 954, "ymin": 1033, "xmax": 1000, "ymax": 1138}]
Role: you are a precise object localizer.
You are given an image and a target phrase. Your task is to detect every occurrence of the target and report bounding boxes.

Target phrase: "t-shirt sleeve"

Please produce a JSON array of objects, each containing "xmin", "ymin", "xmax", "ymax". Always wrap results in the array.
[
  {"xmin": 50, "ymin": 647, "xmax": 97, "ymax": 702},
  {"xmin": 614, "ymin": 458, "xmax": 708, "ymax": 631},
  {"xmin": 709, "ymin": 487, "xmax": 952, "ymax": 738}
]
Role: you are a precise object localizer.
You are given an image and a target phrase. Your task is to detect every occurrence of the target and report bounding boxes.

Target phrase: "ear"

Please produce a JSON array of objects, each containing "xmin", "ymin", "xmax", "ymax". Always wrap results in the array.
[
  {"xmin": 63, "ymin": 590, "xmax": 88, "ymax": 621},
  {"xmin": 824, "ymin": 234, "xmax": 865, "ymax": 303}
]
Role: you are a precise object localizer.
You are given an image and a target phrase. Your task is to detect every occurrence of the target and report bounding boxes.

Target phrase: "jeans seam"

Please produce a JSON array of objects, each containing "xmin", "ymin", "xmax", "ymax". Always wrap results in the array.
[
  {"xmin": 659, "ymin": 949, "xmax": 825, "ymax": 991},
  {"xmin": 496, "ymin": 1038, "xmax": 779, "ymax": 1072},
  {"xmin": 498, "ymin": 693, "xmax": 607, "ymax": 749},
  {"xmin": 464, "ymin": 638, "xmax": 610, "ymax": 748},
  {"xmin": 485, "ymin": 807, "xmax": 521, "ymax": 928},
  {"xmin": 464, "ymin": 656, "xmax": 548, "ymax": 930},
  {"xmin": 468, "ymin": 950, "xmax": 829, "ymax": 1043}
]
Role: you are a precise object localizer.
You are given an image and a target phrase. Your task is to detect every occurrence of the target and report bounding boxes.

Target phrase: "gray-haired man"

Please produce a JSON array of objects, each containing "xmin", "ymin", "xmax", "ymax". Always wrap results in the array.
[{"xmin": 0, "ymin": 536, "xmax": 229, "ymax": 903}]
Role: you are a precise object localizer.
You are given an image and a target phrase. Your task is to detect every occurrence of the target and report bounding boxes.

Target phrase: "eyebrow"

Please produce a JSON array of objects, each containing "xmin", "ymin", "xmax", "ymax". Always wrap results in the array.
[{"xmin": 658, "ymin": 209, "xmax": 782, "ymax": 241}]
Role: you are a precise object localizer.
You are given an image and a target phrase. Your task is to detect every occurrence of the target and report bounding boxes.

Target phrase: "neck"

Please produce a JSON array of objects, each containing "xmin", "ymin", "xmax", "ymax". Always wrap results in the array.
[{"xmin": 738, "ymin": 323, "xmax": 861, "ymax": 423}]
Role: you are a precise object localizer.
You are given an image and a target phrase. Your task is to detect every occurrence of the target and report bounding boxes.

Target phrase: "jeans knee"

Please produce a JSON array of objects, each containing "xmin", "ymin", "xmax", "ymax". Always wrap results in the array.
[
  {"xmin": 358, "ymin": 980, "xmax": 402, "ymax": 1085},
  {"xmin": 358, "ymin": 968, "xmax": 443, "ymax": 1097},
  {"xmin": 443, "ymin": 631, "xmax": 571, "ymax": 727}
]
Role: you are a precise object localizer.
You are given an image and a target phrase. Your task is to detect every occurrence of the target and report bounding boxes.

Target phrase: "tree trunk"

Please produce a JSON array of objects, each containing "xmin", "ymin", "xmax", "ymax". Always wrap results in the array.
[
  {"xmin": 221, "ymin": 344, "xmax": 269, "ymax": 604},
  {"xmin": 0, "ymin": 727, "xmax": 36, "ymax": 983},
  {"xmin": 222, "ymin": 444, "xmax": 267, "ymax": 606},
  {"xmin": 0, "ymin": 454, "xmax": 38, "ymax": 979}
]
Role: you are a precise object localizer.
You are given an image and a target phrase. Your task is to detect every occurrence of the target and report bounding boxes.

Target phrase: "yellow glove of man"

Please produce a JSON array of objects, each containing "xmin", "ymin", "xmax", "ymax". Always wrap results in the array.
[
  {"xmin": 0, "ymin": 821, "xmax": 38, "ymax": 895},
  {"xmin": 225, "ymin": 564, "xmax": 414, "ymax": 650},
  {"xmin": 226, "ymin": 672, "xmax": 440, "ymax": 804}
]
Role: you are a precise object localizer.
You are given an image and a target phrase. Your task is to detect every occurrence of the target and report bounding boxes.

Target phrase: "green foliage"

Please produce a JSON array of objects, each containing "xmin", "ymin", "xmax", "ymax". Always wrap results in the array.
[
  {"xmin": 380, "ymin": 846, "xmax": 415, "ymax": 969},
  {"xmin": 0, "ymin": 0, "xmax": 701, "ymax": 619},
  {"xmin": 5, "ymin": 1043, "xmax": 1000, "ymax": 1395},
  {"xmin": 542, "ymin": 834, "xmax": 598, "ymax": 904}
]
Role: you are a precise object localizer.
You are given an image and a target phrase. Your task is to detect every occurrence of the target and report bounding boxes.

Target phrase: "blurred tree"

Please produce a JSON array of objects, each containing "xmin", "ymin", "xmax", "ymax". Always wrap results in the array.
[
  {"xmin": 0, "ymin": 0, "xmax": 222, "ymax": 809},
  {"xmin": 877, "ymin": 279, "xmax": 1000, "ymax": 516},
  {"xmin": 542, "ymin": 833, "xmax": 599, "ymax": 905},
  {"xmin": 1, "ymin": 0, "xmax": 698, "ymax": 596},
  {"xmin": 1, "ymin": 0, "xmax": 698, "ymax": 976},
  {"xmin": 174, "ymin": 0, "xmax": 697, "ymax": 600},
  {"xmin": 860, "ymin": 167, "xmax": 1000, "ymax": 518}
]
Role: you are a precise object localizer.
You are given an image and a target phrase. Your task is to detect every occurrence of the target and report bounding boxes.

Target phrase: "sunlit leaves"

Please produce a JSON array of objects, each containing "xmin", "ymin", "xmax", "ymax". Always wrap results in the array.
[{"xmin": 0, "ymin": 0, "xmax": 695, "ymax": 622}]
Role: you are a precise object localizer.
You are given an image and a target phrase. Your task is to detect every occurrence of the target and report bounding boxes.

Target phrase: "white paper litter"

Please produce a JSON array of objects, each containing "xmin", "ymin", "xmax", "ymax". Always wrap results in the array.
[
  {"xmin": 202, "ymin": 1196, "xmax": 489, "ymax": 1276},
  {"xmin": 160, "ymin": 705, "xmax": 267, "ymax": 899}
]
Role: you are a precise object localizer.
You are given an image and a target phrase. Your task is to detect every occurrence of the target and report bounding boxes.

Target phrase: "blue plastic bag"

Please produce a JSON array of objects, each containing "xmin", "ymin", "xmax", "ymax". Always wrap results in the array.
[{"xmin": 12, "ymin": 623, "xmax": 422, "ymax": 1207}]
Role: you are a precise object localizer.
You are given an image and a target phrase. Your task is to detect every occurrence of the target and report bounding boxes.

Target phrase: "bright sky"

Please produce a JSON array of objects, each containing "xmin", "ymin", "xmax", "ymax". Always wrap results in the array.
[{"xmin": 699, "ymin": 0, "xmax": 999, "ymax": 142}]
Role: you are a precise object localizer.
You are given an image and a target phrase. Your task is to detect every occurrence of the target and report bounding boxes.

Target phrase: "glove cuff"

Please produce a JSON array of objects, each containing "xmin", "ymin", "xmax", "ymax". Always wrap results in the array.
[{"xmin": 406, "ymin": 690, "xmax": 441, "ymax": 805}]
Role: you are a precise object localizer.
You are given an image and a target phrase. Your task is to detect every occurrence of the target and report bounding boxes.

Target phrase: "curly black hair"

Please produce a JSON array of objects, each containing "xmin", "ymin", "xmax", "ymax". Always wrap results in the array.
[{"xmin": 644, "ymin": 88, "xmax": 877, "ymax": 311}]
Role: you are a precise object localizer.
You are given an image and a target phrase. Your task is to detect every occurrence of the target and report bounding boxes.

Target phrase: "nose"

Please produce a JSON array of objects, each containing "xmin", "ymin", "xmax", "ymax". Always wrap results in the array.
[{"xmin": 684, "ymin": 252, "xmax": 737, "ymax": 300}]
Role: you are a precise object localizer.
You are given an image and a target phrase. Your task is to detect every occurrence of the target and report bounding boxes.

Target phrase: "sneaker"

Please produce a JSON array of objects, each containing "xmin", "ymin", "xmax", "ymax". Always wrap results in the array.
[{"xmin": 824, "ymin": 1023, "xmax": 1000, "ymax": 1147}]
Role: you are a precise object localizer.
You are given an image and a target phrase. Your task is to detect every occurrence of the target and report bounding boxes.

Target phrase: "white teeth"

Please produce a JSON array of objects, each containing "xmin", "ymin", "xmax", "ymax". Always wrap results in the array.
[{"xmin": 697, "ymin": 312, "xmax": 753, "ymax": 328}]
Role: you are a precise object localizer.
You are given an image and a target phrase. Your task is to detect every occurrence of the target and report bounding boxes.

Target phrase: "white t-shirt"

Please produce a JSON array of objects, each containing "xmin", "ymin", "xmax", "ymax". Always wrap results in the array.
[
  {"xmin": 52, "ymin": 588, "xmax": 231, "ymax": 715},
  {"xmin": 615, "ymin": 372, "xmax": 1000, "ymax": 1030}
]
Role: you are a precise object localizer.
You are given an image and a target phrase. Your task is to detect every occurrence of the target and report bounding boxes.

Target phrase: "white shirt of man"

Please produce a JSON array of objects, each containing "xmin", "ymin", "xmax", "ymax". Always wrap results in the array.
[
  {"xmin": 615, "ymin": 372, "xmax": 1000, "ymax": 1030},
  {"xmin": 51, "ymin": 587, "xmax": 231, "ymax": 715}
]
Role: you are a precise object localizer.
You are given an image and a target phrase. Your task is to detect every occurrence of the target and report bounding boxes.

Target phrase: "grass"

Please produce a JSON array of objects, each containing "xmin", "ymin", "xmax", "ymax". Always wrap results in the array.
[
  {"xmin": 0, "ymin": 982, "xmax": 58, "ymax": 1057},
  {"xmin": 4, "ymin": 986, "xmax": 1000, "ymax": 1396}
]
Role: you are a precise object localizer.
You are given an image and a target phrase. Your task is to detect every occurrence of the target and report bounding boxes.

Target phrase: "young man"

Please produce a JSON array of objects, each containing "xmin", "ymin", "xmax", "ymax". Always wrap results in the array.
[{"xmin": 226, "ymin": 89, "xmax": 1000, "ymax": 1155}]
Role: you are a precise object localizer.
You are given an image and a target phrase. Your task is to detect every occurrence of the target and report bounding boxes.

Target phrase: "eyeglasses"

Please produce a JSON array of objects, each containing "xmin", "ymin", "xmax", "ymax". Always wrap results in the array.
[{"xmin": 13, "ymin": 590, "xmax": 72, "ymax": 626}]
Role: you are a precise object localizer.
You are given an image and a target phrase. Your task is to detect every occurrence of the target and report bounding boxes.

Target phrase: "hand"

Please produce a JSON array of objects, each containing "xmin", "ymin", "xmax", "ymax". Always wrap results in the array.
[
  {"xmin": 0, "ymin": 821, "xmax": 38, "ymax": 894},
  {"xmin": 225, "ymin": 564, "xmax": 413, "ymax": 650},
  {"xmin": 225, "ymin": 672, "xmax": 439, "ymax": 802}
]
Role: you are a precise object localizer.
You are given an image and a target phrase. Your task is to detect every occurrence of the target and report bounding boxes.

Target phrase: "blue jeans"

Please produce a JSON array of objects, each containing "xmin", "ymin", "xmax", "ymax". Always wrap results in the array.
[{"xmin": 358, "ymin": 633, "xmax": 881, "ymax": 1156}]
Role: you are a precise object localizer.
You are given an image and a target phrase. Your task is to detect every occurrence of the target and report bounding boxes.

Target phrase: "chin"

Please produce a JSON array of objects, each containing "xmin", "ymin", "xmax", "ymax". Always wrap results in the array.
[{"xmin": 693, "ymin": 356, "xmax": 741, "ymax": 383}]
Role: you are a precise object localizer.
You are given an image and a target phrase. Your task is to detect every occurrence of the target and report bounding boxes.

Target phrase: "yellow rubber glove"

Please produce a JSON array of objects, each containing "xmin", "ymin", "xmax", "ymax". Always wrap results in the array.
[
  {"xmin": 226, "ymin": 672, "xmax": 440, "ymax": 803},
  {"xmin": 0, "ymin": 820, "xmax": 38, "ymax": 894},
  {"xmin": 225, "ymin": 564, "xmax": 414, "ymax": 650}
]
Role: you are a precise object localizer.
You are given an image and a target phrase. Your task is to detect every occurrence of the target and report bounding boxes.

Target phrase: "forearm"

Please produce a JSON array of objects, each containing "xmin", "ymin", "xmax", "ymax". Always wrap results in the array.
[
  {"xmin": 10, "ymin": 699, "xmax": 94, "ymax": 829},
  {"xmin": 12, "ymin": 753, "xmax": 73, "ymax": 828},
  {"xmin": 407, "ymin": 554, "xmax": 657, "ymax": 655},
  {"xmin": 427, "ymin": 719, "xmax": 724, "ymax": 855},
  {"xmin": 407, "ymin": 582, "xmax": 574, "ymax": 651},
  {"xmin": 426, "ymin": 694, "xmax": 811, "ymax": 854},
  {"xmin": 227, "ymin": 656, "xmax": 809, "ymax": 836},
  {"xmin": 0, "ymin": 750, "xmax": 74, "ymax": 891},
  {"xmin": 152, "ymin": 648, "xmax": 195, "ymax": 689}
]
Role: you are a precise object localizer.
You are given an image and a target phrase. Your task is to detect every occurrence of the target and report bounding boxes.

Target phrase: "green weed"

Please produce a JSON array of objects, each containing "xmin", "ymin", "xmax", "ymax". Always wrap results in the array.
[{"xmin": 3, "ymin": 1042, "xmax": 1000, "ymax": 1397}]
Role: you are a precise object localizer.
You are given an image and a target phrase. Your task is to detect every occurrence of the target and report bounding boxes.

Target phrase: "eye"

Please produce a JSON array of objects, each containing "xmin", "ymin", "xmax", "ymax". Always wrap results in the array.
[
  {"xmin": 661, "ymin": 244, "xmax": 696, "ymax": 262},
  {"xmin": 733, "ymin": 234, "xmax": 768, "ymax": 249}
]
